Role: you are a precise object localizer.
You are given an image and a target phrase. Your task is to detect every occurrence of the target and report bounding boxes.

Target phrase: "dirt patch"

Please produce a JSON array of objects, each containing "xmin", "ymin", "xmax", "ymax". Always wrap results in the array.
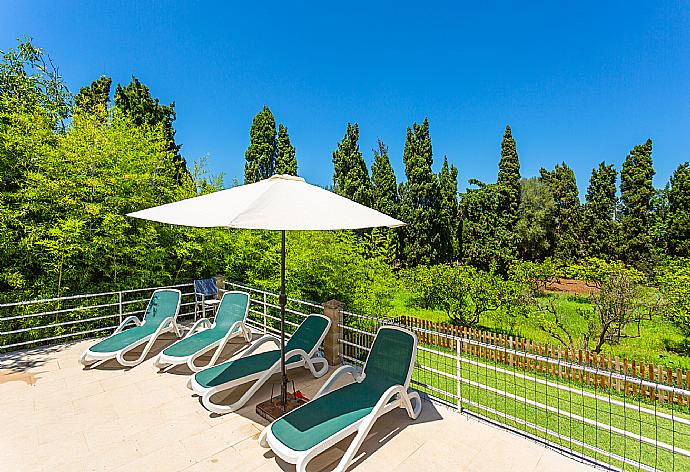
[
  {"xmin": 0, "ymin": 369, "xmax": 39, "ymax": 385},
  {"xmin": 544, "ymin": 278, "xmax": 599, "ymax": 295}
]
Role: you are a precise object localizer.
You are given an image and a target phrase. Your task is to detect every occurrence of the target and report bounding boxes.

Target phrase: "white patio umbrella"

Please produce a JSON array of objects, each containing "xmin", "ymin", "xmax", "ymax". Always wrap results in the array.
[{"xmin": 127, "ymin": 174, "xmax": 404, "ymax": 410}]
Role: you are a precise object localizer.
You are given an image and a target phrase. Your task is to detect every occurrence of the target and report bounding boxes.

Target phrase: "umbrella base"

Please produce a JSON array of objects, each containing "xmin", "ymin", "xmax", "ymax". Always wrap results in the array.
[{"xmin": 256, "ymin": 392, "xmax": 308, "ymax": 422}]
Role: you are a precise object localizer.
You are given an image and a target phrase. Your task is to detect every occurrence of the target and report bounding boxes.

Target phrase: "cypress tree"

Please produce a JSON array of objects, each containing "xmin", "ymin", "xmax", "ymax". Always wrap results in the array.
[
  {"xmin": 539, "ymin": 162, "xmax": 582, "ymax": 261},
  {"xmin": 620, "ymin": 139, "xmax": 655, "ymax": 265},
  {"xmin": 114, "ymin": 77, "xmax": 187, "ymax": 182},
  {"xmin": 666, "ymin": 162, "xmax": 690, "ymax": 256},
  {"xmin": 497, "ymin": 124, "xmax": 521, "ymax": 224},
  {"xmin": 438, "ymin": 156, "xmax": 459, "ymax": 262},
  {"xmin": 370, "ymin": 139, "xmax": 398, "ymax": 216},
  {"xmin": 584, "ymin": 162, "xmax": 618, "ymax": 259},
  {"xmin": 74, "ymin": 75, "xmax": 111, "ymax": 120},
  {"xmin": 275, "ymin": 123, "xmax": 297, "ymax": 176},
  {"xmin": 244, "ymin": 105, "xmax": 277, "ymax": 183},
  {"xmin": 399, "ymin": 118, "xmax": 440, "ymax": 265},
  {"xmin": 370, "ymin": 140, "xmax": 400, "ymax": 263},
  {"xmin": 331, "ymin": 122, "xmax": 371, "ymax": 206}
]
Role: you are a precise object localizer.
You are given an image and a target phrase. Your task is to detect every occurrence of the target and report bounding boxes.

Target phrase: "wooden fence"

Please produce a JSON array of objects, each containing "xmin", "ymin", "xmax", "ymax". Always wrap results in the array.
[{"xmin": 398, "ymin": 315, "xmax": 690, "ymax": 408}]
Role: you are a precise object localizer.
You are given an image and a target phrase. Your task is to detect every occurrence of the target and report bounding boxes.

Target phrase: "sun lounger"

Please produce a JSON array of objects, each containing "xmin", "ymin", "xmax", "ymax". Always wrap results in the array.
[
  {"xmin": 188, "ymin": 314, "xmax": 331, "ymax": 414},
  {"xmin": 154, "ymin": 291, "xmax": 251, "ymax": 372},
  {"xmin": 79, "ymin": 288, "xmax": 182, "ymax": 368},
  {"xmin": 259, "ymin": 325, "xmax": 422, "ymax": 472}
]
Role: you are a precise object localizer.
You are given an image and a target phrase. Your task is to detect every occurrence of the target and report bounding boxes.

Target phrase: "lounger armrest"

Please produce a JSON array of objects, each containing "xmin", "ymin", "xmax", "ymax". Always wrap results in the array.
[
  {"xmin": 238, "ymin": 334, "xmax": 280, "ymax": 358},
  {"xmin": 186, "ymin": 318, "xmax": 212, "ymax": 337},
  {"xmin": 313, "ymin": 364, "xmax": 364, "ymax": 400},
  {"xmin": 114, "ymin": 315, "xmax": 142, "ymax": 334}
]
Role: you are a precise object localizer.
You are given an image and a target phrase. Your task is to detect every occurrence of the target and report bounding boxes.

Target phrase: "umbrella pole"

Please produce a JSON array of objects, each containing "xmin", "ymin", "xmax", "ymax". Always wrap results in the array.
[{"xmin": 279, "ymin": 229, "xmax": 287, "ymax": 411}]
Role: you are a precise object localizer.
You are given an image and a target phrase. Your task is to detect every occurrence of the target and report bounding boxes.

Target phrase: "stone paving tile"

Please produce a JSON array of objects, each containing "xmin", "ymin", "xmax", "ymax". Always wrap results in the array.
[{"xmin": 0, "ymin": 338, "xmax": 597, "ymax": 472}]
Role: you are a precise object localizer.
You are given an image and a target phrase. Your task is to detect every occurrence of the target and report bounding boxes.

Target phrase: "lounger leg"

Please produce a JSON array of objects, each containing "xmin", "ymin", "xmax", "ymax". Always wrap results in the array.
[{"xmin": 304, "ymin": 356, "xmax": 329, "ymax": 378}]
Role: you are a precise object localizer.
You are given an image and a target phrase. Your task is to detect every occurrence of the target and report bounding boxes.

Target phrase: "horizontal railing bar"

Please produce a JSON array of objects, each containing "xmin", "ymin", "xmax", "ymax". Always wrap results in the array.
[
  {"xmin": 460, "ymin": 356, "xmax": 690, "ymax": 426},
  {"xmin": 0, "ymin": 313, "xmax": 120, "ymax": 335},
  {"xmin": 410, "ymin": 379, "xmax": 457, "ymax": 398},
  {"xmin": 0, "ymin": 283, "xmax": 193, "ymax": 308},
  {"xmin": 0, "ymin": 326, "xmax": 117, "ymax": 350},
  {"xmin": 0, "ymin": 302, "xmax": 119, "ymax": 321},
  {"xmin": 226, "ymin": 281, "xmax": 323, "ymax": 309}
]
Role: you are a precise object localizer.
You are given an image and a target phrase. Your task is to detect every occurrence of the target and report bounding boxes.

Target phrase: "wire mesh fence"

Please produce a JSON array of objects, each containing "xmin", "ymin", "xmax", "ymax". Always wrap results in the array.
[{"xmin": 341, "ymin": 311, "xmax": 690, "ymax": 472}]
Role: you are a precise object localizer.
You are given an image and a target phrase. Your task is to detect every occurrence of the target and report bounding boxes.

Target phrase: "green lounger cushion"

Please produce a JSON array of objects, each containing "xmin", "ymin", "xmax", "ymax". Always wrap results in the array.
[
  {"xmin": 161, "ymin": 292, "xmax": 249, "ymax": 358},
  {"xmin": 90, "ymin": 290, "xmax": 180, "ymax": 353},
  {"xmin": 270, "ymin": 327, "xmax": 415, "ymax": 452},
  {"xmin": 193, "ymin": 314, "xmax": 329, "ymax": 388}
]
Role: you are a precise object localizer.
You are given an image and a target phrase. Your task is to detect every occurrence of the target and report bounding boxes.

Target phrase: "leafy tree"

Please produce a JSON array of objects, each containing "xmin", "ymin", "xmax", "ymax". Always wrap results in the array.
[
  {"xmin": 399, "ymin": 118, "xmax": 440, "ymax": 266},
  {"xmin": 657, "ymin": 258, "xmax": 690, "ymax": 339},
  {"xmin": 539, "ymin": 162, "xmax": 581, "ymax": 261},
  {"xmin": 0, "ymin": 37, "xmax": 71, "ymax": 127},
  {"xmin": 620, "ymin": 139, "xmax": 655, "ymax": 267},
  {"xmin": 332, "ymin": 122, "xmax": 371, "ymax": 206},
  {"xmin": 114, "ymin": 76, "xmax": 187, "ymax": 181},
  {"xmin": 370, "ymin": 139, "xmax": 398, "ymax": 217},
  {"xmin": 438, "ymin": 156, "xmax": 459, "ymax": 262},
  {"xmin": 497, "ymin": 124, "xmax": 521, "ymax": 225},
  {"xmin": 275, "ymin": 123, "xmax": 297, "ymax": 175},
  {"xmin": 370, "ymin": 140, "xmax": 399, "ymax": 263},
  {"xmin": 461, "ymin": 181, "xmax": 514, "ymax": 271},
  {"xmin": 244, "ymin": 106, "xmax": 277, "ymax": 183},
  {"xmin": 665, "ymin": 162, "xmax": 690, "ymax": 256},
  {"xmin": 584, "ymin": 162, "xmax": 618, "ymax": 259},
  {"xmin": 516, "ymin": 177, "xmax": 555, "ymax": 261},
  {"xmin": 74, "ymin": 75, "xmax": 111, "ymax": 120}
]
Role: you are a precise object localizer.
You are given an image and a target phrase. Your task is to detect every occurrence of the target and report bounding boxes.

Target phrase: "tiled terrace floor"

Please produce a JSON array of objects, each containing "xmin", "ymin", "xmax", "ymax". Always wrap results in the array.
[{"xmin": 0, "ymin": 335, "xmax": 597, "ymax": 471}]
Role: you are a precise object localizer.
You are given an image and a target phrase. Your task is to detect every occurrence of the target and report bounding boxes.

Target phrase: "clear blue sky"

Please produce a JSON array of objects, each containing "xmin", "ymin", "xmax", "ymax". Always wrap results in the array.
[{"xmin": 3, "ymin": 1, "xmax": 689, "ymax": 195}]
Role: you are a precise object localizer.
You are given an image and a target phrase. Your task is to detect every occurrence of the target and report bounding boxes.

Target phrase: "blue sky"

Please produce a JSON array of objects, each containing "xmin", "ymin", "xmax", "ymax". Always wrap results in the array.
[{"xmin": 3, "ymin": 1, "xmax": 689, "ymax": 195}]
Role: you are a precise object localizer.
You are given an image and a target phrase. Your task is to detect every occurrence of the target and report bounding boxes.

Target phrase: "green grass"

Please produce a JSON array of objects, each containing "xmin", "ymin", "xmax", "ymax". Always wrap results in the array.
[
  {"xmin": 409, "ymin": 343, "xmax": 690, "ymax": 472},
  {"xmin": 390, "ymin": 289, "xmax": 690, "ymax": 369}
]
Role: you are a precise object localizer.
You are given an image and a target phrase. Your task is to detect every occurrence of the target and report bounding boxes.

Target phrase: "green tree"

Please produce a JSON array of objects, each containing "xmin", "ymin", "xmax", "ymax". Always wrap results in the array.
[
  {"xmin": 370, "ymin": 140, "xmax": 398, "ymax": 216},
  {"xmin": 461, "ymin": 181, "xmax": 514, "ymax": 271},
  {"xmin": 438, "ymin": 156, "xmax": 459, "ymax": 262},
  {"xmin": 74, "ymin": 75, "xmax": 111, "ymax": 120},
  {"xmin": 244, "ymin": 105, "xmax": 277, "ymax": 183},
  {"xmin": 0, "ymin": 37, "xmax": 71, "ymax": 127},
  {"xmin": 620, "ymin": 139, "xmax": 655, "ymax": 266},
  {"xmin": 497, "ymin": 124, "xmax": 521, "ymax": 225},
  {"xmin": 332, "ymin": 122, "xmax": 371, "ymax": 206},
  {"xmin": 539, "ymin": 162, "xmax": 581, "ymax": 261},
  {"xmin": 275, "ymin": 123, "xmax": 297, "ymax": 176},
  {"xmin": 516, "ymin": 177, "xmax": 555, "ymax": 261},
  {"xmin": 584, "ymin": 162, "xmax": 618, "ymax": 259},
  {"xmin": 114, "ymin": 76, "xmax": 187, "ymax": 182},
  {"xmin": 399, "ymin": 118, "xmax": 440, "ymax": 266},
  {"xmin": 666, "ymin": 162, "xmax": 690, "ymax": 256}
]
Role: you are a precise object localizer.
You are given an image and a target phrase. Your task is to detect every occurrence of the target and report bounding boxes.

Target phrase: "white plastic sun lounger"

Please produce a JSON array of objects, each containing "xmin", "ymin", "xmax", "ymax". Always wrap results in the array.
[
  {"xmin": 259, "ymin": 325, "xmax": 422, "ymax": 472},
  {"xmin": 188, "ymin": 314, "xmax": 331, "ymax": 414},
  {"xmin": 154, "ymin": 291, "xmax": 252, "ymax": 372},
  {"xmin": 79, "ymin": 289, "xmax": 182, "ymax": 368}
]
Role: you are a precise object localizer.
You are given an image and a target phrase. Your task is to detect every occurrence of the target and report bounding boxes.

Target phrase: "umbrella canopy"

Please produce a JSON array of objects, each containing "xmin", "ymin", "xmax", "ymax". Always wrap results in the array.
[
  {"xmin": 127, "ymin": 174, "xmax": 404, "ymax": 413},
  {"xmin": 128, "ymin": 174, "xmax": 404, "ymax": 230}
]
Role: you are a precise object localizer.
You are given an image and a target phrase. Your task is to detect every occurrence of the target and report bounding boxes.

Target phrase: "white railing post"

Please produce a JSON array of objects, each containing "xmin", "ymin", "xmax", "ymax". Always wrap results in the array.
[
  {"xmin": 457, "ymin": 336, "xmax": 462, "ymax": 413},
  {"xmin": 262, "ymin": 292, "xmax": 268, "ymax": 334},
  {"xmin": 118, "ymin": 291, "xmax": 123, "ymax": 324}
]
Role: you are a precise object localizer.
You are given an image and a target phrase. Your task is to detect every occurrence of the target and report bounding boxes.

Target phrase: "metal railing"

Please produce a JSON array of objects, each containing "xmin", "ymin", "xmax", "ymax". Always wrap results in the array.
[
  {"xmin": 0, "ymin": 283, "xmax": 196, "ymax": 351},
  {"xmin": 3, "ymin": 281, "xmax": 690, "ymax": 471}
]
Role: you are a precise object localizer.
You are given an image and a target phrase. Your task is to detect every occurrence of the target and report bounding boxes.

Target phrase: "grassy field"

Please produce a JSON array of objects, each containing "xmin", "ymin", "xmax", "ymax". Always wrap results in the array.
[{"xmin": 390, "ymin": 290, "xmax": 690, "ymax": 370}]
